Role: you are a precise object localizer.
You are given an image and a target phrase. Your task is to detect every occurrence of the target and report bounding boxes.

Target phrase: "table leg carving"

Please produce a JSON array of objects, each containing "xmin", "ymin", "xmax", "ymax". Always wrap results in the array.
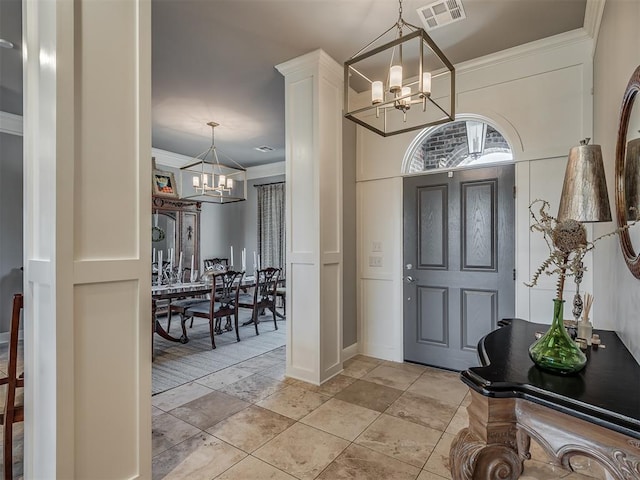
[{"xmin": 450, "ymin": 428, "xmax": 524, "ymax": 480}]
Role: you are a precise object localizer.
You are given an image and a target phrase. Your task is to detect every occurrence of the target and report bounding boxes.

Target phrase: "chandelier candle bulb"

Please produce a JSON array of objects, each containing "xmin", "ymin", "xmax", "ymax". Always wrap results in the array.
[
  {"xmin": 218, "ymin": 174, "xmax": 226, "ymax": 188},
  {"xmin": 389, "ymin": 65, "xmax": 403, "ymax": 93},
  {"xmin": 227, "ymin": 178, "xmax": 234, "ymax": 190},
  {"xmin": 371, "ymin": 81, "xmax": 384, "ymax": 104},
  {"xmin": 192, "ymin": 176, "xmax": 200, "ymax": 188},
  {"xmin": 422, "ymin": 72, "xmax": 431, "ymax": 96},
  {"xmin": 203, "ymin": 174, "xmax": 209, "ymax": 187}
]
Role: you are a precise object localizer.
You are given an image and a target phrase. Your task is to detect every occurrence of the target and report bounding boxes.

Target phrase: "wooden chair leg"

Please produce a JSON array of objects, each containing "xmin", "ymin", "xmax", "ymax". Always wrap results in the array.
[
  {"xmin": 271, "ymin": 305, "xmax": 278, "ymax": 330},
  {"xmin": 4, "ymin": 417, "xmax": 13, "ymax": 480},
  {"xmin": 208, "ymin": 319, "xmax": 216, "ymax": 349},
  {"xmin": 235, "ymin": 311, "xmax": 240, "ymax": 342},
  {"xmin": 253, "ymin": 308, "xmax": 259, "ymax": 336},
  {"xmin": 167, "ymin": 314, "xmax": 172, "ymax": 333}
]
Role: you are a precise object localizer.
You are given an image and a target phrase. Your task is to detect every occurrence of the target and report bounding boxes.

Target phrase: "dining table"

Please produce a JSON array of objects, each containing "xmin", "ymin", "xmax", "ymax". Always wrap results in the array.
[{"xmin": 152, "ymin": 275, "xmax": 262, "ymax": 353}]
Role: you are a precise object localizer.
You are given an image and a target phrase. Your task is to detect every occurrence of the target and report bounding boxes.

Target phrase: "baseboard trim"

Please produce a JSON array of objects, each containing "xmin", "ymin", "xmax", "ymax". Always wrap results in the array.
[{"xmin": 342, "ymin": 342, "xmax": 359, "ymax": 362}]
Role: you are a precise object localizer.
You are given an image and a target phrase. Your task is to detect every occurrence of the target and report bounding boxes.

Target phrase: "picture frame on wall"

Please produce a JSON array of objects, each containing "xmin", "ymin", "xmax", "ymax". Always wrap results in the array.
[{"xmin": 153, "ymin": 169, "xmax": 179, "ymax": 198}]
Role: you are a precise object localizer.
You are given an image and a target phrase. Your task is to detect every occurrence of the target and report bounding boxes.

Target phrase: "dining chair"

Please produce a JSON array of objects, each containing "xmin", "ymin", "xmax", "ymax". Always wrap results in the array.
[
  {"xmin": 182, "ymin": 270, "xmax": 244, "ymax": 348},
  {"xmin": 2, "ymin": 294, "xmax": 24, "ymax": 479},
  {"xmin": 203, "ymin": 258, "xmax": 228, "ymax": 272},
  {"xmin": 237, "ymin": 267, "xmax": 280, "ymax": 335}
]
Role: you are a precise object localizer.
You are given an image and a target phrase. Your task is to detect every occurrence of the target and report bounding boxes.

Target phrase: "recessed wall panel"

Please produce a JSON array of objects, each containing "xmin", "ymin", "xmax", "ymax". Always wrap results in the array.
[
  {"xmin": 290, "ymin": 263, "xmax": 317, "ymax": 373},
  {"xmin": 462, "ymin": 180, "xmax": 497, "ymax": 271},
  {"xmin": 74, "ymin": 280, "xmax": 139, "ymax": 477},
  {"xmin": 417, "ymin": 286, "xmax": 448, "ymax": 346},
  {"xmin": 321, "ymin": 263, "xmax": 341, "ymax": 374},
  {"xmin": 461, "ymin": 289, "xmax": 497, "ymax": 350},
  {"xmin": 289, "ymin": 77, "xmax": 315, "ymax": 254},
  {"xmin": 320, "ymin": 77, "xmax": 341, "ymax": 254},
  {"xmin": 76, "ymin": 0, "xmax": 138, "ymax": 260},
  {"xmin": 418, "ymin": 185, "xmax": 447, "ymax": 269}
]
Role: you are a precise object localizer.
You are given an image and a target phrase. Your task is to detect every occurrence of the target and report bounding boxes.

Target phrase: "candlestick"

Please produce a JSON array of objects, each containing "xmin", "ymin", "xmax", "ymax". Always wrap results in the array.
[
  {"xmin": 177, "ymin": 251, "xmax": 183, "ymax": 283},
  {"xmin": 230, "ymin": 246, "xmax": 234, "ymax": 267},
  {"xmin": 157, "ymin": 250, "xmax": 163, "ymax": 285},
  {"xmin": 190, "ymin": 254, "xmax": 195, "ymax": 282}
]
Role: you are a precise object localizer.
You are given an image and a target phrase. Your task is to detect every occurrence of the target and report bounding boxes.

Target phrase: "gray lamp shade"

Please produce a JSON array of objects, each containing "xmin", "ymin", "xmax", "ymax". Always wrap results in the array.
[{"xmin": 557, "ymin": 141, "xmax": 612, "ymax": 222}]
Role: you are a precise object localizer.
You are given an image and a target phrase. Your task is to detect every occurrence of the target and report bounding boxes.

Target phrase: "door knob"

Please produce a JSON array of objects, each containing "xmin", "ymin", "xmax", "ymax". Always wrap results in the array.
[{"xmin": 405, "ymin": 276, "xmax": 415, "ymax": 283}]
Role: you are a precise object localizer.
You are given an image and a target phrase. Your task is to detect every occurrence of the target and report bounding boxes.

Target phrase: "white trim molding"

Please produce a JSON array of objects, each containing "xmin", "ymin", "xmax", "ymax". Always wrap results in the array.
[
  {"xmin": 584, "ymin": 0, "xmax": 606, "ymax": 50},
  {"xmin": 0, "ymin": 111, "xmax": 23, "ymax": 136},
  {"xmin": 342, "ymin": 342, "xmax": 359, "ymax": 362}
]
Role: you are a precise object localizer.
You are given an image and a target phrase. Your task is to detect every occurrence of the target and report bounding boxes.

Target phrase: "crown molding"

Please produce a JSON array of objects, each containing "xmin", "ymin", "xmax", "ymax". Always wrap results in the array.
[
  {"xmin": 151, "ymin": 147, "xmax": 191, "ymax": 169},
  {"xmin": 455, "ymin": 28, "xmax": 592, "ymax": 76},
  {"xmin": 0, "ymin": 111, "xmax": 23, "ymax": 136},
  {"xmin": 584, "ymin": 0, "xmax": 606, "ymax": 55},
  {"xmin": 246, "ymin": 161, "xmax": 285, "ymax": 180},
  {"xmin": 276, "ymin": 48, "xmax": 343, "ymax": 80}
]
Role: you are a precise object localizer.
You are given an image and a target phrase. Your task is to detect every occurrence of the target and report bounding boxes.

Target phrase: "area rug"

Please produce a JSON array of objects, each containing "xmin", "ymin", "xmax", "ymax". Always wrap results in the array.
[{"xmin": 152, "ymin": 309, "xmax": 286, "ymax": 395}]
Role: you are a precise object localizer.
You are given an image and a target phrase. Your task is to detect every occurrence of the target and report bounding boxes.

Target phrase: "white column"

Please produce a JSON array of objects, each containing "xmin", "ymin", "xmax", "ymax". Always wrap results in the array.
[
  {"xmin": 23, "ymin": 0, "xmax": 151, "ymax": 477},
  {"xmin": 276, "ymin": 50, "xmax": 344, "ymax": 385}
]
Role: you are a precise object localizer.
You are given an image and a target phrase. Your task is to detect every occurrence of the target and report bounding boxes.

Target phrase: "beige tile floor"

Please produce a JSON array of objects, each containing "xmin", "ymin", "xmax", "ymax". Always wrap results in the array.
[{"xmin": 152, "ymin": 350, "xmax": 609, "ymax": 480}]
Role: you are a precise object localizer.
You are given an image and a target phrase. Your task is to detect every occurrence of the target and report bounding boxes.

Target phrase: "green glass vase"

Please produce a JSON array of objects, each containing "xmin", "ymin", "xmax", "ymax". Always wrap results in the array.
[{"xmin": 528, "ymin": 299, "xmax": 587, "ymax": 374}]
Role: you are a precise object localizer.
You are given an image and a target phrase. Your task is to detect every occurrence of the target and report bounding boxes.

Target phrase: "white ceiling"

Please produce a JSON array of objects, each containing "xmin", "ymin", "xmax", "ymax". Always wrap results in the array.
[{"xmin": 0, "ymin": 0, "xmax": 588, "ymax": 167}]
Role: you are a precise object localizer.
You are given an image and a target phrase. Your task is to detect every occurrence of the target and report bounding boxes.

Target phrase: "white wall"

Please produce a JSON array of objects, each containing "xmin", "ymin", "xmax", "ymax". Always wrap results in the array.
[
  {"xmin": 356, "ymin": 32, "xmax": 596, "ymax": 361},
  {"xmin": 593, "ymin": 0, "xmax": 640, "ymax": 362}
]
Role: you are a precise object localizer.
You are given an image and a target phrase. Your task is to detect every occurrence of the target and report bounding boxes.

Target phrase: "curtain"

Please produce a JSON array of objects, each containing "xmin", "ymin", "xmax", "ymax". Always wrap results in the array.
[{"xmin": 257, "ymin": 182, "xmax": 285, "ymax": 270}]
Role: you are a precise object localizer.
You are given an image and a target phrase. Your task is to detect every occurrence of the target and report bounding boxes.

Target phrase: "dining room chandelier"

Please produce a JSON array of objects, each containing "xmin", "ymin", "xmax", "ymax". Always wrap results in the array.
[
  {"xmin": 180, "ymin": 122, "xmax": 247, "ymax": 204},
  {"xmin": 343, "ymin": 0, "xmax": 455, "ymax": 137}
]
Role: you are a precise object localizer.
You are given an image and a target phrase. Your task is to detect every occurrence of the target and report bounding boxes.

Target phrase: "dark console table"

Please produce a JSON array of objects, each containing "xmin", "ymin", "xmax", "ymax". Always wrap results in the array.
[{"xmin": 449, "ymin": 318, "xmax": 640, "ymax": 479}]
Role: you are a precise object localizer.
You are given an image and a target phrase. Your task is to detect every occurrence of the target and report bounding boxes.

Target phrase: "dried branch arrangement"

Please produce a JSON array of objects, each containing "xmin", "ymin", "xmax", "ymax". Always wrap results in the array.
[{"xmin": 525, "ymin": 199, "xmax": 633, "ymax": 300}]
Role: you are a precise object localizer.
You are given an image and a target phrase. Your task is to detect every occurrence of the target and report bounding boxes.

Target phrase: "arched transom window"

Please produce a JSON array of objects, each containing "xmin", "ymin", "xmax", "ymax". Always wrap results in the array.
[{"xmin": 406, "ymin": 119, "xmax": 513, "ymax": 174}]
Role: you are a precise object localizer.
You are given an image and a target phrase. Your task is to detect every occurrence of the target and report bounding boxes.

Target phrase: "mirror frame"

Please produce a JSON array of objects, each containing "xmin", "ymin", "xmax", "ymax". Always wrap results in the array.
[{"xmin": 615, "ymin": 65, "xmax": 640, "ymax": 279}]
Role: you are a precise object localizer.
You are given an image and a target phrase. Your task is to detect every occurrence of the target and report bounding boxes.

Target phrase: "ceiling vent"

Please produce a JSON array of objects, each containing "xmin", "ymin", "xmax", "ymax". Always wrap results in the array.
[
  {"xmin": 417, "ymin": 0, "xmax": 466, "ymax": 31},
  {"xmin": 254, "ymin": 145, "xmax": 274, "ymax": 153}
]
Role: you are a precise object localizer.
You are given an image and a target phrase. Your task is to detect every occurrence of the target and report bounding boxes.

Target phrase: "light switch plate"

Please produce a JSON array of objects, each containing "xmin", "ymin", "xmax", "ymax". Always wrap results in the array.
[{"xmin": 369, "ymin": 255, "xmax": 383, "ymax": 267}]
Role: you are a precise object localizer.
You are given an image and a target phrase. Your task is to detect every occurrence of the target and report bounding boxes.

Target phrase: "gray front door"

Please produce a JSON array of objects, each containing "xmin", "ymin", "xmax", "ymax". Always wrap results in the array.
[{"xmin": 403, "ymin": 165, "xmax": 515, "ymax": 370}]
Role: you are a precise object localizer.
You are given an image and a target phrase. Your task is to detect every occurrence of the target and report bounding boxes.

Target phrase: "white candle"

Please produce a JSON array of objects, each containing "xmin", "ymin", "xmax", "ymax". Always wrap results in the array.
[
  {"xmin": 257, "ymin": 254, "xmax": 261, "ymax": 271},
  {"xmin": 169, "ymin": 248, "xmax": 174, "ymax": 273},
  {"xmin": 153, "ymin": 248, "xmax": 156, "ymax": 264},
  {"xmin": 242, "ymin": 248, "xmax": 246, "ymax": 272},
  {"xmin": 253, "ymin": 251, "xmax": 257, "ymax": 272},
  {"xmin": 177, "ymin": 251, "xmax": 183, "ymax": 282},
  {"xmin": 157, "ymin": 250, "xmax": 163, "ymax": 285},
  {"xmin": 190, "ymin": 254, "xmax": 195, "ymax": 282},
  {"xmin": 230, "ymin": 246, "xmax": 234, "ymax": 267}
]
